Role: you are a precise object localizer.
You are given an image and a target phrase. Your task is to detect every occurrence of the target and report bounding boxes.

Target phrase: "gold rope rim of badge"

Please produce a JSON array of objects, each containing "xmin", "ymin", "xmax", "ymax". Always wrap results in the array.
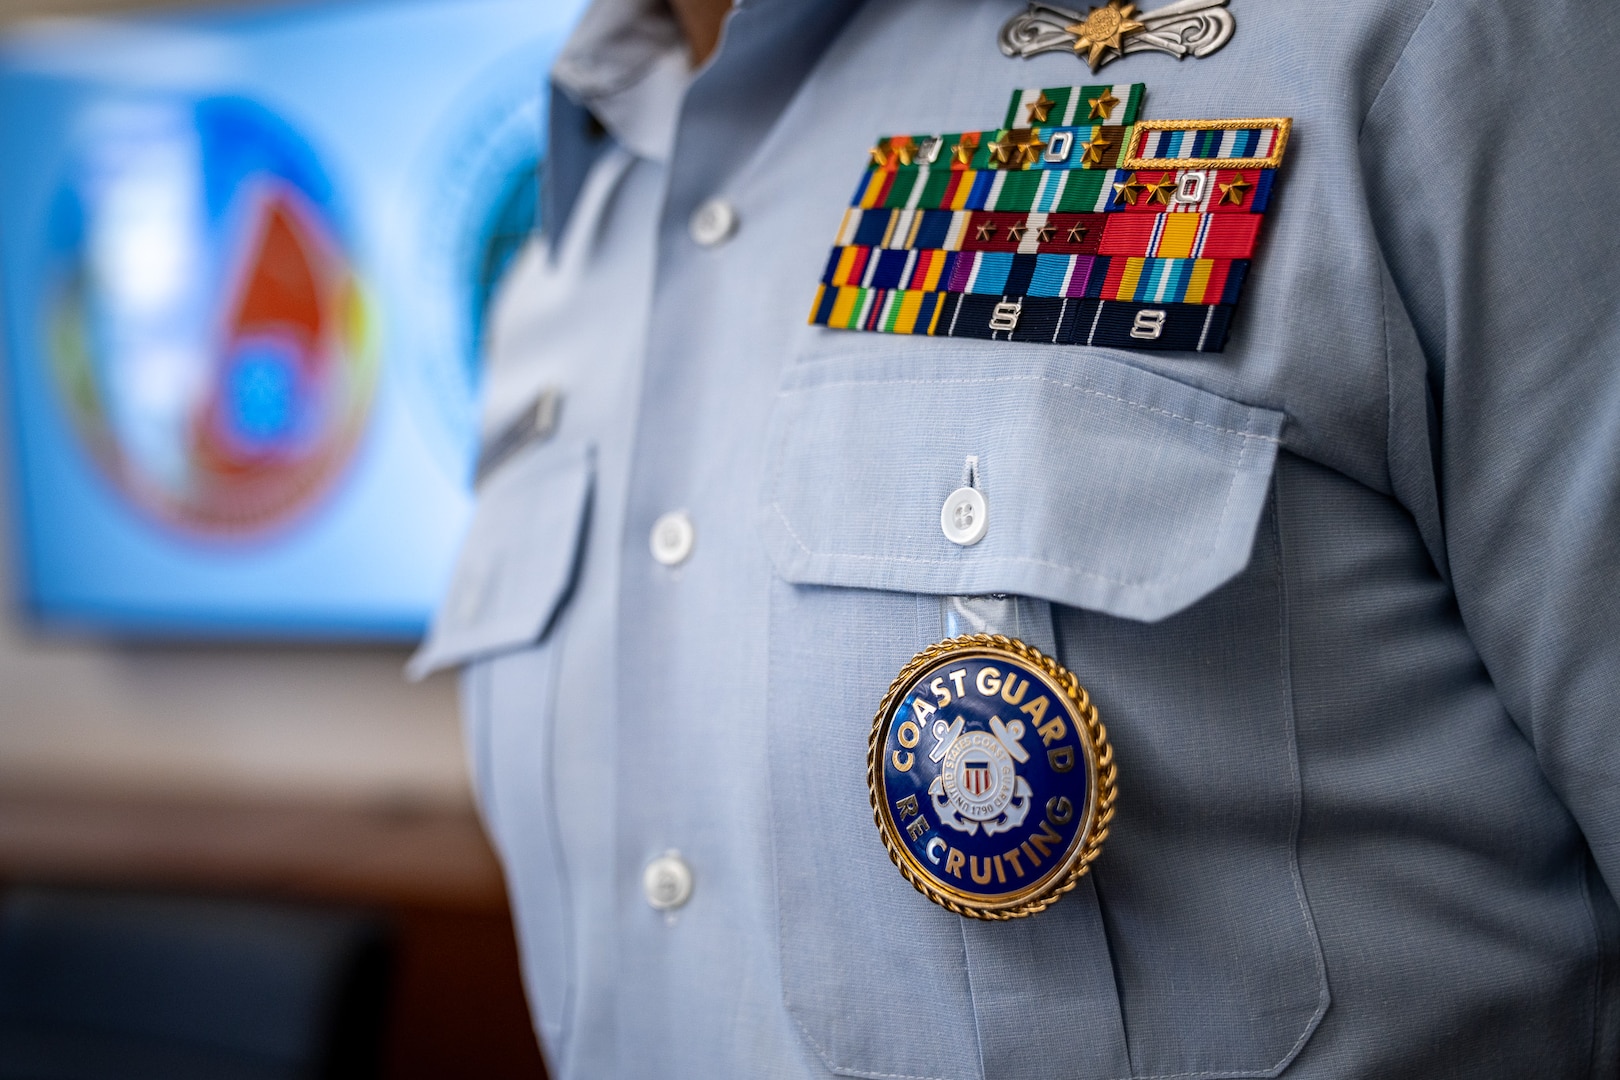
[{"xmin": 866, "ymin": 633, "xmax": 1118, "ymax": 921}]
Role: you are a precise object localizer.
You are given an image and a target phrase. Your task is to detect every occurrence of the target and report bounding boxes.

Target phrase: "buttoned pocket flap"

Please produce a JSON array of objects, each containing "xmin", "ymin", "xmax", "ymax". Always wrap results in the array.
[
  {"xmin": 407, "ymin": 441, "xmax": 592, "ymax": 679},
  {"xmin": 763, "ymin": 350, "xmax": 1284, "ymax": 622}
]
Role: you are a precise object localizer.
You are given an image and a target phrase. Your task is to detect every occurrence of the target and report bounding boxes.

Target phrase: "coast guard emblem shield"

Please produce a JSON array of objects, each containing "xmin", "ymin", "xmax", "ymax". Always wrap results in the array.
[{"xmin": 869, "ymin": 634, "xmax": 1116, "ymax": 919}]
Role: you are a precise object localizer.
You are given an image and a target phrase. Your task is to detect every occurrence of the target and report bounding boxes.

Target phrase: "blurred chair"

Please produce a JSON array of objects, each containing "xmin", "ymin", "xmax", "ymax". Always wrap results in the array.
[{"xmin": 0, "ymin": 887, "xmax": 391, "ymax": 1080}]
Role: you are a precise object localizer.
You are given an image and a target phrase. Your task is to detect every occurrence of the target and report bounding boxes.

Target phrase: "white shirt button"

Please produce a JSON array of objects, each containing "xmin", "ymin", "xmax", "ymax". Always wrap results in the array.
[
  {"xmin": 650, "ymin": 510, "xmax": 696, "ymax": 566},
  {"xmin": 643, "ymin": 852, "xmax": 694, "ymax": 911},
  {"xmin": 689, "ymin": 198, "xmax": 738, "ymax": 247},
  {"xmin": 941, "ymin": 486, "xmax": 989, "ymax": 546}
]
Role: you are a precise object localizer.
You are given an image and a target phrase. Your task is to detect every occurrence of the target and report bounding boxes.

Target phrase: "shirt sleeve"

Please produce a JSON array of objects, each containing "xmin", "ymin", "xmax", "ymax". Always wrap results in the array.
[{"xmin": 1360, "ymin": 0, "xmax": 1620, "ymax": 887}]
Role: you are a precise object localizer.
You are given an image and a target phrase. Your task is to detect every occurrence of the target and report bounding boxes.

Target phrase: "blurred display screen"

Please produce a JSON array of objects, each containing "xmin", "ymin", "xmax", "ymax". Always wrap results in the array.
[{"xmin": 0, "ymin": 0, "xmax": 583, "ymax": 636}]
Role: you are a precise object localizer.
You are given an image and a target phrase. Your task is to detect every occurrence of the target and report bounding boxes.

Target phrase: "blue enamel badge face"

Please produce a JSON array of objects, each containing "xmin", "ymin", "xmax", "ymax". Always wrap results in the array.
[{"xmin": 869, "ymin": 636, "xmax": 1115, "ymax": 919}]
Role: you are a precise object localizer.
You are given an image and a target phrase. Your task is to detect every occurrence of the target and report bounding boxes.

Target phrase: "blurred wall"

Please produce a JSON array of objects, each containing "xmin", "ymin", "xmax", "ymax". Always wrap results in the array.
[
  {"xmin": 0, "ymin": 471, "xmax": 471, "ymax": 810},
  {"xmin": 0, "ymin": 0, "xmax": 472, "ymax": 810}
]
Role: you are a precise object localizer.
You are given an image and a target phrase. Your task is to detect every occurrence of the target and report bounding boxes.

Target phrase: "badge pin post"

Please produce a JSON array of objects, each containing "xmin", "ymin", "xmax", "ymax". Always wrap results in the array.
[{"xmin": 870, "ymin": 632, "xmax": 1116, "ymax": 920}]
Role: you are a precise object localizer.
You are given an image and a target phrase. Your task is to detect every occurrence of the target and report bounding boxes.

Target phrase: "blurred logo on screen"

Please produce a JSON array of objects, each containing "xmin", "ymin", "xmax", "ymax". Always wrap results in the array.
[
  {"xmin": 44, "ymin": 96, "xmax": 375, "ymax": 537},
  {"xmin": 398, "ymin": 51, "xmax": 544, "ymax": 486}
]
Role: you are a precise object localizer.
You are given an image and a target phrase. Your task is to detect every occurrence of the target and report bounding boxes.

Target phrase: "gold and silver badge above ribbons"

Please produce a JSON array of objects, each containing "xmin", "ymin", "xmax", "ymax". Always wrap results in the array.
[
  {"xmin": 869, "ymin": 636, "xmax": 1116, "ymax": 919},
  {"xmin": 1000, "ymin": 0, "xmax": 1235, "ymax": 71}
]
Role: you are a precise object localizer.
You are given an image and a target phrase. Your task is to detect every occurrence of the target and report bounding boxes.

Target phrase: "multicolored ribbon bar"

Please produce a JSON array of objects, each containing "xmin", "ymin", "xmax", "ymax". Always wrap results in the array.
[
  {"xmin": 1124, "ymin": 119, "xmax": 1291, "ymax": 169},
  {"xmin": 853, "ymin": 165, "xmax": 1274, "ymax": 216},
  {"xmin": 867, "ymin": 125, "xmax": 1133, "ymax": 173},
  {"xmin": 810, "ymin": 287, "xmax": 1235, "ymax": 353},
  {"xmin": 1002, "ymin": 84, "xmax": 1145, "ymax": 129},
  {"xmin": 833, "ymin": 208, "xmax": 1264, "ymax": 259},
  {"xmin": 813, "ymin": 86, "xmax": 1291, "ymax": 353},
  {"xmin": 820, "ymin": 247, "xmax": 1247, "ymax": 306}
]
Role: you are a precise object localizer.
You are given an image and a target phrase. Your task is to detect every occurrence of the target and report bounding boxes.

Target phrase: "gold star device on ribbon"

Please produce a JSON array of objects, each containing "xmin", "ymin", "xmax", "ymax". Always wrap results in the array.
[{"xmin": 1026, "ymin": 90, "xmax": 1058, "ymax": 123}]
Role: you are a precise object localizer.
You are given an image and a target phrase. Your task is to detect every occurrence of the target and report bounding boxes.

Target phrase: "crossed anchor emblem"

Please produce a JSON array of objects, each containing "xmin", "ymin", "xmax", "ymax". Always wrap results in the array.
[{"xmin": 927, "ymin": 714, "xmax": 1035, "ymax": 837}]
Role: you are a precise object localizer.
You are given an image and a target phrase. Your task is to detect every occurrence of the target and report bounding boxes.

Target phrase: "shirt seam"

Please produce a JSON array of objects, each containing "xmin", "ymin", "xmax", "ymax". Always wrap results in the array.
[
  {"xmin": 1357, "ymin": 0, "xmax": 1446, "ymax": 141},
  {"xmin": 767, "ymin": 429, "xmax": 1258, "ymax": 595},
  {"xmin": 778, "ymin": 374, "xmax": 1282, "ymax": 445}
]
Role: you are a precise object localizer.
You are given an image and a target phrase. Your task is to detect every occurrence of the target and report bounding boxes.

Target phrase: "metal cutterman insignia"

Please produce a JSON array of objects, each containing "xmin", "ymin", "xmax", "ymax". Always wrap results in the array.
[
  {"xmin": 869, "ymin": 634, "xmax": 1116, "ymax": 920},
  {"xmin": 1000, "ymin": 0, "xmax": 1236, "ymax": 72}
]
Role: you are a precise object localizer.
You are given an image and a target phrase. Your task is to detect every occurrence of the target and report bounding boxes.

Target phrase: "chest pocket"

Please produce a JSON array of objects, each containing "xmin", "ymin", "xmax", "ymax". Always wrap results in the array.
[
  {"xmin": 761, "ymin": 347, "xmax": 1325, "ymax": 1080},
  {"xmin": 408, "ymin": 439, "xmax": 593, "ymax": 1057}
]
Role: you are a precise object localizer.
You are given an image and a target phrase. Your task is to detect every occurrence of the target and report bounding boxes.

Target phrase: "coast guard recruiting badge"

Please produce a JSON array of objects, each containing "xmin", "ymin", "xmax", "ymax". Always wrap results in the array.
[{"xmin": 869, "ymin": 635, "xmax": 1116, "ymax": 919}]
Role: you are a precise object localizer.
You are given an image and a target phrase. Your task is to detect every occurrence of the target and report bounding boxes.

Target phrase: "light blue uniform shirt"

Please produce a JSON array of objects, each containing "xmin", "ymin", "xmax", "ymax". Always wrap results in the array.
[{"xmin": 411, "ymin": 0, "xmax": 1620, "ymax": 1076}]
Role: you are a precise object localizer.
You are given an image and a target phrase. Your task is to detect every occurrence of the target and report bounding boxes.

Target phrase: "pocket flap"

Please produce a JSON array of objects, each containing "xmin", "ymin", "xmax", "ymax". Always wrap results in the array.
[
  {"xmin": 762, "ymin": 350, "xmax": 1284, "ymax": 623},
  {"xmin": 407, "ymin": 441, "xmax": 593, "ymax": 679}
]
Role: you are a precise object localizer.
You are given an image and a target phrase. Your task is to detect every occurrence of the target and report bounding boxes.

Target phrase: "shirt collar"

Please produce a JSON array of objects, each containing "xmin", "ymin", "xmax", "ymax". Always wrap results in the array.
[
  {"xmin": 543, "ymin": 0, "xmax": 871, "ymax": 252},
  {"xmin": 551, "ymin": 0, "xmax": 693, "ymax": 164}
]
